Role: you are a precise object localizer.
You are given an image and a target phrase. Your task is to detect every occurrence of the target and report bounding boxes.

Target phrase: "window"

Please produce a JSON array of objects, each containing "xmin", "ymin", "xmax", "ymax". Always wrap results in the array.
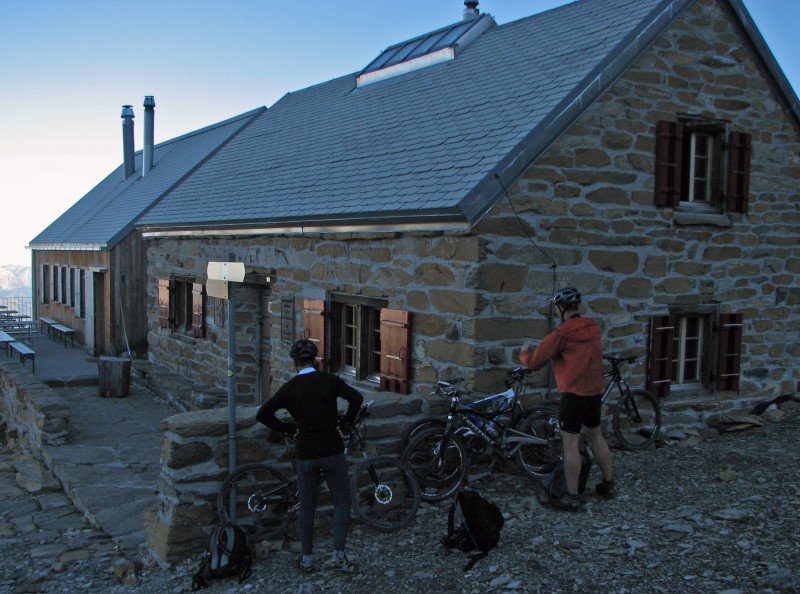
[
  {"xmin": 302, "ymin": 297, "xmax": 411, "ymax": 394},
  {"xmin": 647, "ymin": 312, "xmax": 743, "ymax": 397},
  {"xmin": 672, "ymin": 314, "xmax": 708, "ymax": 385},
  {"xmin": 60, "ymin": 267, "xmax": 68, "ymax": 304},
  {"xmin": 654, "ymin": 119, "xmax": 751, "ymax": 213},
  {"xmin": 41, "ymin": 264, "xmax": 50, "ymax": 304},
  {"xmin": 158, "ymin": 278, "xmax": 205, "ymax": 337}
]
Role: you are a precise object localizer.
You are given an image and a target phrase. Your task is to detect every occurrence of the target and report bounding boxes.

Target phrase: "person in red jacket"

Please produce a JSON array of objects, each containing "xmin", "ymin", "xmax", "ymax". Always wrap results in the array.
[{"xmin": 519, "ymin": 287, "xmax": 614, "ymax": 510}]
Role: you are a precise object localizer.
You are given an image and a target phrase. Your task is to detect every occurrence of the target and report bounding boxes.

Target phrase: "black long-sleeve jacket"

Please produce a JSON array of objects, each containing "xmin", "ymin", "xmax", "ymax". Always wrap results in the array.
[{"xmin": 256, "ymin": 370, "xmax": 363, "ymax": 460}]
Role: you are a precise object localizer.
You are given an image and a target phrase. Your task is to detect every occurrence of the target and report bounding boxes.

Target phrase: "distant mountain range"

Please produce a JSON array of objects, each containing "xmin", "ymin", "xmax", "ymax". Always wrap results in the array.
[{"xmin": 0, "ymin": 265, "xmax": 31, "ymax": 298}]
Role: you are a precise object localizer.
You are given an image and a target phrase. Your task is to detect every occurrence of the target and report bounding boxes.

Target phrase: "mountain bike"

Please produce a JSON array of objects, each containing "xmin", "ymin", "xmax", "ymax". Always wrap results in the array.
[
  {"xmin": 401, "ymin": 380, "xmax": 561, "ymax": 502},
  {"xmin": 217, "ymin": 400, "xmax": 420, "ymax": 543},
  {"xmin": 396, "ymin": 366, "xmax": 556, "ymax": 456},
  {"xmin": 514, "ymin": 354, "xmax": 661, "ymax": 451}
]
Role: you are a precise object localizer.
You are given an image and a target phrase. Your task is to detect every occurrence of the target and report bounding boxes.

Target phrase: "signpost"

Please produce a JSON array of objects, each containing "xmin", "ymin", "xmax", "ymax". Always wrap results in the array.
[{"xmin": 207, "ymin": 261, "xmax": 246, "ymax": 521}]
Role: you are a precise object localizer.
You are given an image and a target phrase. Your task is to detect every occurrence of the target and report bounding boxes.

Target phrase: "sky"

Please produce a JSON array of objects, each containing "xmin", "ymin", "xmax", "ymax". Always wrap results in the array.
[{"xmin": 1, "ymin": 0, "xmax": 798, "ymax": 268}]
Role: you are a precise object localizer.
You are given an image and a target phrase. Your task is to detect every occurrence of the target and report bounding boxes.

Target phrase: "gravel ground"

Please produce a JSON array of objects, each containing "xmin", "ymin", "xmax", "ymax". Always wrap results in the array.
[{"xmin": 2, "ymin": 399, "xmax": 798, "ymax": 594}]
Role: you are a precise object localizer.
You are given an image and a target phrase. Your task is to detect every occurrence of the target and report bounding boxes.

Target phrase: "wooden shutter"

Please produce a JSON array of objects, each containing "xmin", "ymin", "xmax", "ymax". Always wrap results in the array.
[
  {"xmin": 380, "ymin": 308, "xmax": 410, "ymax": 395},
  {"xmin": 158, "ymin": 279, "xmax": 170, "ymax": 328},
  {"xmin": 191, "ymin": 283, "xmax": 205, "ymax": 338},
  {"xmin": 716, "ymin": 313, "xmax": 743, "ymax": 391},
  {"xmin": 726, "ymin": 131, "xmax": 752, "ymax": 214},
  {"xmin": 74, "ymin": 269, "xmax": 82, "ymax": 316},
  {"xmin": 647, "ymin": 314, "xmax": 675, "ymax": 398},
  {"xmin": 302, "ymin": 299, "xmax": 327, "ymax": 372},
  {"xmin": 654, "ymin": 120, "xmax": 684, "ymax": 207}
]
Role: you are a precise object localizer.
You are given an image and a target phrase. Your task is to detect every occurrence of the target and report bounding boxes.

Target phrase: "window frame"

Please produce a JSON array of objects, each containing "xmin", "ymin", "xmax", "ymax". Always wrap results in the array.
[
  {"xmin": 157, "ymin": 277, "xmax": 205, "ymax": 337},
  {"xmin": 301, "ymin": 297, "xmax": 411, "ymax": 394},
  {"xmin": 330, "ymin": 294, "xmax": 387, "ymax": 383},
  {"xmin": 654, "ymin": 119, "xmax": 751, "ymax": 214},
  {"xmin": 647, "ymin": 309, "xmax": 743, "ymax": 397}
]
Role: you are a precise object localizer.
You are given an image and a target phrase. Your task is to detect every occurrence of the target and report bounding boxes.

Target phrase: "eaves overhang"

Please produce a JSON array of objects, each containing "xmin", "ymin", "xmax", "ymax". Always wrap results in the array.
[
  {"xmin": 139, "ymin": 209, "xmax": 471, "ymax": 239},
  {"xmin": 27, "ymin": 242, "xmax": 108, "ymax": 252}
]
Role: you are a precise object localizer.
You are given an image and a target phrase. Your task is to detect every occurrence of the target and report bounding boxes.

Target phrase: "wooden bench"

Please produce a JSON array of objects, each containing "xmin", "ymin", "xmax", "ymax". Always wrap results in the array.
[
  {"xmin": 51, "ymin": 323, "xmax": 76, "ymax": 348},
  {"xmin": 39, "ymin": 316, "xmax": 58, "ymax": 339},
  {"xmin": 10, "ymin": 341, "xmax": 35, "ymax": 372},
  {"xmin": 0, "ymin": 330, "xmax": 14, "ymax": 357}
]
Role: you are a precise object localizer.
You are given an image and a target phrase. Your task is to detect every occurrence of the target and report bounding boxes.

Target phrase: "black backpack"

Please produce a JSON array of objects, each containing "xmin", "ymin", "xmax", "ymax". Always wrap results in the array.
[
  {"xmin": 191, "ymin": 523, "xmax": 253, "ymax": 591},
  {"xmin": 442, "ymin": 486, "xmax": 505, "ymax": 571},
  {"xmin": 536, "ymin": 448, "xmax": 592, "ymax": 506}
]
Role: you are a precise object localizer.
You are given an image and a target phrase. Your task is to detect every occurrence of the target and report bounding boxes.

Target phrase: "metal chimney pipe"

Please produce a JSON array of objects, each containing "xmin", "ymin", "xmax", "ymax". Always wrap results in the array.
[
  {"xmin": 143, "ymin": 96, "xmax": 155, "ymax": 176},
  {"xmin": 121, "ymin": 105, "xmax": 135, "ymax": 180},
  {"xmin": 463, "ymin": 0, "xmax": 479, "ymax": 20}
]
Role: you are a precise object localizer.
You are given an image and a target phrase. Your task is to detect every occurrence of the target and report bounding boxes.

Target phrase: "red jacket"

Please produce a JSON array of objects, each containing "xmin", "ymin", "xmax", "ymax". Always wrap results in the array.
[{"xmin": 520, "ymin": 316, "xmax": 604, "ymax": 396}]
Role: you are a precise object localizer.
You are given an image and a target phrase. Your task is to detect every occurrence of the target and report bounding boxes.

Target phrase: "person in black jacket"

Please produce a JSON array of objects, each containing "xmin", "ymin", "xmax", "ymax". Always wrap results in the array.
[{"xmin": 256, "ymin": 338, "xmax": 364, "ymax": 574}]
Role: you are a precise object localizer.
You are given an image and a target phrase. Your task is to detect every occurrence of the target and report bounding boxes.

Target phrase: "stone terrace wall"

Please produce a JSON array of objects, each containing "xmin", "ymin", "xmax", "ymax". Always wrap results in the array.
[
  {"xmin": 143, "ymin": 394, "xmax": 434, "ymax": 564},
  {"xmin": 0, "ymin": 360, "xmax": 70, "ymax": 450}
]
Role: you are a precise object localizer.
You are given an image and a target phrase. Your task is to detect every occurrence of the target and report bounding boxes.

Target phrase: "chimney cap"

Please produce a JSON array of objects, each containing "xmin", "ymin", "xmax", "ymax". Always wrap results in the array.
[
  {"xmin": 464, "ymin": 0, "xmax": 479, "ymax": 19},
  {"xmin": 144, "ymin": 96, "xmax": 156, "ymax": 108},
  {"xmin": 121, "ymin": 105, "xmax": 134, "ymax": 118}
]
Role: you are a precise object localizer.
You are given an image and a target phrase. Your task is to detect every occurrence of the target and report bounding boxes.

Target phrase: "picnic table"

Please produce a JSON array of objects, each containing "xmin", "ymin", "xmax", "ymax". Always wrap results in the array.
[
  {"xmin": 0, "ymin": 320, "xmax": 42, "ymax": 341},
  {"xmin": 0, "ymin": 309, "xmax": 19, "ymax": 317}
]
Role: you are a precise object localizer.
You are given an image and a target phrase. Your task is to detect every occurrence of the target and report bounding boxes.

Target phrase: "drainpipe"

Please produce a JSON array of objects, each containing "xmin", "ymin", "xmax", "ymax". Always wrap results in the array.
[
  {"xmin": 121, "ymin": 105, "xmax": 135, "ymax": 180},
  {"xmin": 463, "ymin": 0, "xmax": 479, "ymax": 20},
  {"xmin": 143, "ymin": 96, "xmax": 155, "ymax": 175}
]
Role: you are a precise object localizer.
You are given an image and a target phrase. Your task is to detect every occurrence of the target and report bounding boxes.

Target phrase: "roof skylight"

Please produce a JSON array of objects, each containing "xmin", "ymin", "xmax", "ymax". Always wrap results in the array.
[{"xmin": 357, "ymin": 14, "xmax": 494, "ymax": 87}]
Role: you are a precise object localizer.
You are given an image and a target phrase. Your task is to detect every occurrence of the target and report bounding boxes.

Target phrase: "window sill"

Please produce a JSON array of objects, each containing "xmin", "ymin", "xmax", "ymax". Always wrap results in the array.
[{"xmin": 673, "ymin": 210, "xmax": 731, "ymax": 228}]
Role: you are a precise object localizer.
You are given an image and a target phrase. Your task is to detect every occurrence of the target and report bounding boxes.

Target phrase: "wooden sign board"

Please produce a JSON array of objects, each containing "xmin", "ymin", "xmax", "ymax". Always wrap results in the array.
[
  {"xmin": 207, "ymin": 261, "xmax": 245, "ymax": 282},
  {"xmin": 206, "ymin": 279, "xmax": 229, "ymax": 299}
]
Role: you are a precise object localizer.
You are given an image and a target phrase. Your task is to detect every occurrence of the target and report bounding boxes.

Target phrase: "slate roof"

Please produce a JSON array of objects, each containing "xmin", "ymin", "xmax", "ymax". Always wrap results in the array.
[
  {"xmin": 29, "ymin": 107, "xmax": 264, "ymax": 251},
  {"xmin": 75, "ymin": 0, "xmax": 800, "ymax": 236}
]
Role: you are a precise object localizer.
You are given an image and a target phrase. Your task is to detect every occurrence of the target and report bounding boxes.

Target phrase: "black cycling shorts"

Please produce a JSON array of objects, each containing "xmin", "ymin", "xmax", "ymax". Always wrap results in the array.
[{"xmin": 558, "ymin": 393, "xmax": 602, "ymax": 434}]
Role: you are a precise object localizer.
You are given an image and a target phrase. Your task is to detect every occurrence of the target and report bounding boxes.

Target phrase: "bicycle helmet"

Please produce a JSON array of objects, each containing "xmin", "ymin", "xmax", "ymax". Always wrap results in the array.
[
  {"xmin": 550, "ymin": 286, "xmax": 581, "ymax": 306},
  {"xmin": 289, "ymin": 338, "xmax": 318, "ymax": 361}
]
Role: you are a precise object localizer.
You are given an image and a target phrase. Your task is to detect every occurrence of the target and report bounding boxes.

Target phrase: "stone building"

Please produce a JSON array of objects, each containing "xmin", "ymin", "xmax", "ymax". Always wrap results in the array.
[{"xmin": 133, "ymin": 0, "xmax": 799, "ymax": 428}]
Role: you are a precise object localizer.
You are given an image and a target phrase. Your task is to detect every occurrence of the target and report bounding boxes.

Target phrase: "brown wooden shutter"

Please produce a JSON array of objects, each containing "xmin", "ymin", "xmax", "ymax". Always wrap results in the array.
[
  {"xmin": 716, "ymin": 312, "xmax": 743, "ymax": 391},
  {"xmin": 726, "ymin": 131, "xmax": 752, "ymax": 213},
  {"xmin": 191, "ymin": 283, "xmax": 205, "ymax": 338},
  {"xmin": 379, "ymin": 308, "xmax": 410, "ymax": 395},
  {"xmin": 654, "ymin": 120, "xmax": 684, "ymax": 207},
  {"xmin": 647, "ymin": 314, "xmax": 675, "ymax": 398},
  {"xmin": 158, "ymin": 279, "xmax": 171, "ymax": 328},
  {"xmin": 302, "ymin": 299, "xmax": 327, "ymax": 372}
]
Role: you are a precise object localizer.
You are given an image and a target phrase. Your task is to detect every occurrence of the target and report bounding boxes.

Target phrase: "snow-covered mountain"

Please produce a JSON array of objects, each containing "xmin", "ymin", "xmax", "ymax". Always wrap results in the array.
[{"xmin": 0, "ymin": 265, "xmax": 31, "ymax": 297}]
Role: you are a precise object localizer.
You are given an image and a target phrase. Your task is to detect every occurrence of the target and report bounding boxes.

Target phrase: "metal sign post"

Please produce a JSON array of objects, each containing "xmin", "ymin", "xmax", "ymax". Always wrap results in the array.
[{"xmin": 206, "ymin": 261, "xmax": 245, "ymax": 521}]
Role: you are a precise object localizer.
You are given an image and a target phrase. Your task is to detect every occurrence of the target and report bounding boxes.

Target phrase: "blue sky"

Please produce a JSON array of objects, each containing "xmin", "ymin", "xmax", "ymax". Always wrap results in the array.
[{"xmin": 1, "ymin": 0, "xmax": 798, "ymax": 267}]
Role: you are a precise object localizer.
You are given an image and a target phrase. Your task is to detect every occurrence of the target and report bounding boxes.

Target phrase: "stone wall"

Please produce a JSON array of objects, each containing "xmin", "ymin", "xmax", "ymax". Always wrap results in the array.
[
  {"xmin": 142, "ymin": 393, "xmax": 434, "ymax": 564},
  {"xmin": 0, "ymin": 360, "xmax": 70, "ymax": 450}
]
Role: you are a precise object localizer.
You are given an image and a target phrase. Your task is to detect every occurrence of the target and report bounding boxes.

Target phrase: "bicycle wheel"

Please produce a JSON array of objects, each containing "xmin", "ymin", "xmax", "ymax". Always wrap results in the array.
[
  {"xmin": 217, "ymin": 463, "xmax": 297, "ymax": 542},
  {"xmin": 402, "ymin": 427, "xmax": 469, "ymax": 502},
  {"xmin": 350, "ymin": 456, "xmax": 421, "ymax": 532},
  {"xmin": 397, "ymin": 417, "xmax": 446, "ymax": 457},
  {"xmin": 513, "ymin": 410, "xmax": 561, "ymax": 477},
  {"xmin": 613, "ymin": 389, "xmax": 661, "ymax": 450}
]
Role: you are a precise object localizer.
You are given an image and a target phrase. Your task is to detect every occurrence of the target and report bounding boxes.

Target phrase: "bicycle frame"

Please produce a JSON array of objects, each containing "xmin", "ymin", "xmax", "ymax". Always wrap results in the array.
[{"xmin": 439, "ymin": 390, "xmax": 552, "ymax": 460}]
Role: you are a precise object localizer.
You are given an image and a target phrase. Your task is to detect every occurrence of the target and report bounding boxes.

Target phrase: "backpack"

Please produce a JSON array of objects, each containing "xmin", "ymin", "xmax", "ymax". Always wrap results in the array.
[
  {"xmin": 191, "ymin": 523, "xmax": 253, "ymax": 591},
  {"xmin": 536, "ymin": 449, "xmax": 592, "ymax": 507},
  {"xmin": 442, "ymin": 486, "xmax": 505, "ymax": 571}
]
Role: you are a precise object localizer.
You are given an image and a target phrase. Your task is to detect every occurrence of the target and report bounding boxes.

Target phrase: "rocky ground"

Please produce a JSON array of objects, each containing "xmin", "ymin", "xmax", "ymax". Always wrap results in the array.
[{"xmin": 1, "ymin": 399, "xmax": 798, "ymax": 594}]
